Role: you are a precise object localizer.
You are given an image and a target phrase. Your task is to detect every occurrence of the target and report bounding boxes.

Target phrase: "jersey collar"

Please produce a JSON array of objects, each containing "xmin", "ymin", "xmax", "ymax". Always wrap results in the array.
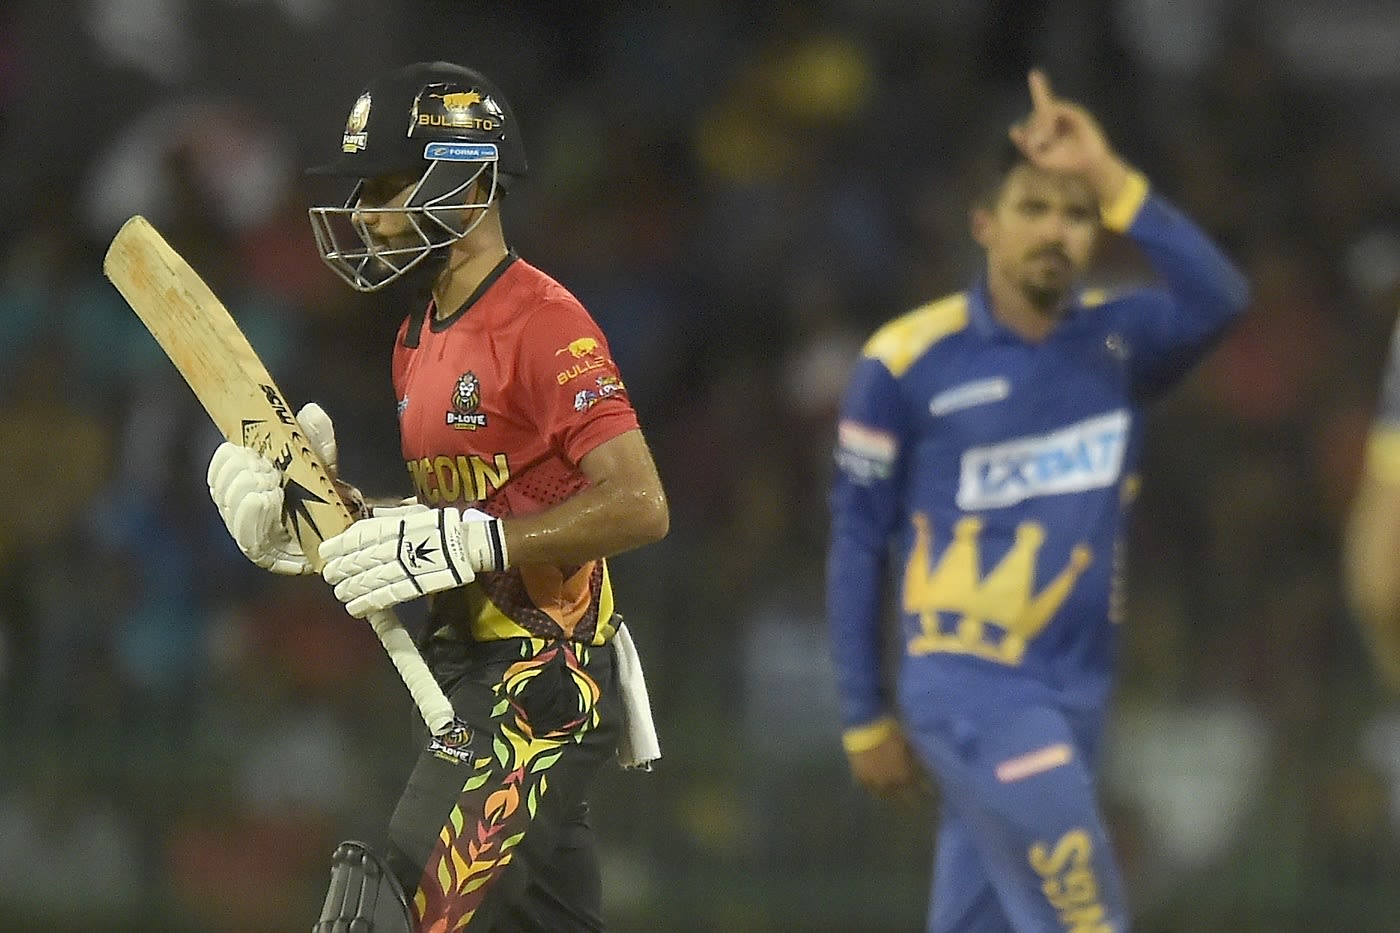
[
  {"xmin": 967, "ymin": 276, "xmax": 1088, "ymax": 343},
  {"xmin": 429, "ymin": 251, "xmax": 519, "ymax": 332}
]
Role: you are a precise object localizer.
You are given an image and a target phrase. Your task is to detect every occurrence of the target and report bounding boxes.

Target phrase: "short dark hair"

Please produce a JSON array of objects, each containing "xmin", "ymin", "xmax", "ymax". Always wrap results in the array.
[{"xmin": 971, "ymin": 136, "xmax": 1030, "ymax": 209}]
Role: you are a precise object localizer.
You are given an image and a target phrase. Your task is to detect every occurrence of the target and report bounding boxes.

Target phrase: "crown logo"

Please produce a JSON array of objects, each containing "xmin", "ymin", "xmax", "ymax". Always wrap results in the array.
[{"xmin": 903, "ymin": 513, "xmax": 1092, "ymax": 664}]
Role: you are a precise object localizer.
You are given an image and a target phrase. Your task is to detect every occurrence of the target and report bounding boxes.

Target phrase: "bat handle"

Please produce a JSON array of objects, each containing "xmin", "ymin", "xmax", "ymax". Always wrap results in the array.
[{"xmin": 364, "ymin": 608, "xmax": 457, "ymax": 736}]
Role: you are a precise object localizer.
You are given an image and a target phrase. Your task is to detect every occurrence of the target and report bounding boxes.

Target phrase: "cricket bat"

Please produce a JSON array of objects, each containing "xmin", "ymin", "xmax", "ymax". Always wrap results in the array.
[{"xmin": 103, "ymin": 215, "xmax": 456, "ymax": 736}]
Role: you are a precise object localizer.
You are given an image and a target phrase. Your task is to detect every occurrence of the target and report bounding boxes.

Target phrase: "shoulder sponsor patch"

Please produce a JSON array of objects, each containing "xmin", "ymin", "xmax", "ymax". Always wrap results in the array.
[
  {"xmin": 835, "ymin": 420, "xmax": 898, "ymax": 483},
  {"xmin": 573, "ymin": 374, "xmax": 626, "ymax": 411},
  {"xmin": 957, "ymin": 410, "xmax": 1130, "ymax": 510},
  {"xmin": 555, "ymin": 336, "xmax": 609, "ymax": 385}
]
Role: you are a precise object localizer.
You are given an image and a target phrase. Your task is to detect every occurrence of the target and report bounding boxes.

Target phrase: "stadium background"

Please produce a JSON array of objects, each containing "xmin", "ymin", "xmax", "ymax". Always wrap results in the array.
[{"xmin": 3, "ymin": 1, "xmax": 1400, "ymax": 930}]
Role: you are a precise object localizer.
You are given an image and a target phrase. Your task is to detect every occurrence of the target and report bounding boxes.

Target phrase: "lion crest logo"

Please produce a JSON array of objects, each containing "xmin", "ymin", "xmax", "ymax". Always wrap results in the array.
[{"xmin": 446, "ymin": 371, "xmax": 488, "ymax": 430}]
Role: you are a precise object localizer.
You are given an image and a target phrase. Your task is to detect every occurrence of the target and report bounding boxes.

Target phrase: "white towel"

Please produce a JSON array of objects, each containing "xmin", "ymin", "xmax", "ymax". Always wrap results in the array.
[{"xmin": 612, "ymin": 622, "xmax": 661, "ymax": 771}]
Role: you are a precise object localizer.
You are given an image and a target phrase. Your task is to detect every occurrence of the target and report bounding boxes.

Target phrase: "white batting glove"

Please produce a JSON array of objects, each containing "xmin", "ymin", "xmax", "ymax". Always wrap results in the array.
[
  {"xmin": 206, "ymin": 402, "xmax": 340, "ymax": 575},
  {"xmin": 318, "ymin": 506, "xmax": 508, "ymax": 619}
]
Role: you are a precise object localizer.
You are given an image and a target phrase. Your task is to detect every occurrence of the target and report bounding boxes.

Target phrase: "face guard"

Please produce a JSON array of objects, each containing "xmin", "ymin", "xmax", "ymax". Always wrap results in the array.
[
  {"xmin": 305, "ymin": 62, "xmax": 527, "ymax": 293},
  {"xmin": 308, "ymin": 149, "xmax": 499, "ymax": 292}
]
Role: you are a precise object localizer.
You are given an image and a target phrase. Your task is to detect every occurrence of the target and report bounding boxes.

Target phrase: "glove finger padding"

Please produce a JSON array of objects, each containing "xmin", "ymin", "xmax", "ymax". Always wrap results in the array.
[
  {"xmin": 210, "ymin": 460, "xmax": 276, "ymax": 525},
  {"xmin": 209, "ymin": 444, "xmax": 279, "ymax": 529},
  {"xmin": 297, "ymin": 402, "xmax": 369, "ymax": 518},
  {"xmin": 206, "ymin": 441, "xmax": 313, "ymax": 575},
  {"xmin": 297, "ymin": 402, "xmax": 338, "ymax": 474},
  {"xmin": 339, "ymin": 567, "xmax": 441, "ymax": 620},
  {"xmin": 228, "ymin": 484, "xmax": 281, "ymax": 546},
  {"xmin": 208, "ymin": 442, "xmax": 274, "ymax": 502}
]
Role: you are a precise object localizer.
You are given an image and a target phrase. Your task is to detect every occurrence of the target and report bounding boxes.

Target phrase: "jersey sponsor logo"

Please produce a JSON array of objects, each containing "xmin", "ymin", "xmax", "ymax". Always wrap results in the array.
[
  {"xmin": 408, "ymin": 453, "xmax": 510, "ymax": 505},
  {"xmin": 929, "ymin": 377, "xmax": 1010, "ymax": 415},
  {"xmin": 1028, "ymin": 829, "xmax": 1113, "ymax": 931},
  {"xmin": 996, "ymin": 742, "xmax": 1073, "ymax": 783},
  {"xmin": 957, "ymin": 410, "xmax": 1130, "ymax": 510},
  {"xmin": 555, "ymin": 337, "xmax": 608, "ymax": 384},
  {"xmin": 556, "ymin": 337, "xmax": 600, "ymax": 358},
  {"xmin": 557, "ymin": 357, "xmax": 609, "ymax": 384},
  {"xmin": 904, "ymin": 513, "xmax": 1092, "ymax": 665},
  {"xmin": 573, "ymin": 374, "xmax": 625, "ymax": 412},
  {"xmin": 446, "ymin": 371, "xmax": 488, "ymax": 430},
  {"xmin": 835, "ymin": 420, "xmax": 898, "ymax": 484}
]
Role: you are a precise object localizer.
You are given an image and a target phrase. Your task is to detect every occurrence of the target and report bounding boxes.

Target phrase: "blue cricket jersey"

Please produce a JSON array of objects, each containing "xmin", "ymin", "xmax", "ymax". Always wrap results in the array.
[{"xmin": 827, "ymin": 174, "xmax": 1250, "ymax": 735}]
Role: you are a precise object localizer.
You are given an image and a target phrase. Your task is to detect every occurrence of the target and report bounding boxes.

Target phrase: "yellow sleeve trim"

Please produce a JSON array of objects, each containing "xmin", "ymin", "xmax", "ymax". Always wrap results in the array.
[
  {"xmin": 862, "ymin": 293, "xmax": 969, "ymax": 378},
  {"xmin": 842, "ymin": 716, "xmax": 899, "ymax": 754},
  {"xmin": 1366, "ymin": 429, "xmax": 1400, "ymax": 484},
  {"xmin": 1101, "ymin": 170, "xmax": 1150, "ymax": 234}
]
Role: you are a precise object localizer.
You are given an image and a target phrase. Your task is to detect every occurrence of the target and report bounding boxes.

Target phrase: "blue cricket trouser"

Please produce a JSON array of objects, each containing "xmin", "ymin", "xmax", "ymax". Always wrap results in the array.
[{"xmin": 902, "ymin": 697, "xmax": 1129, "ymax": 932}]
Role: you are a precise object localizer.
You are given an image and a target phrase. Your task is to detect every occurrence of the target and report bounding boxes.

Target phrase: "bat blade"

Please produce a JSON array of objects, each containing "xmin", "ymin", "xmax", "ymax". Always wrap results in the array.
[
  {"xmin": 103, "ymin": 215, "xmax": 455, "ymax": 735},
  {"xmin": 103, "ymin": 216, "xmax": 348, "ymax": 562}
]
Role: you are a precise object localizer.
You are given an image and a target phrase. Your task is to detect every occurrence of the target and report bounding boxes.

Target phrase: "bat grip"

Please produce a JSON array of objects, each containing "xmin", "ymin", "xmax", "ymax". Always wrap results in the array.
[{"xmin": 365, "ymin": 608, "xmax": 457, "ymax": 736}]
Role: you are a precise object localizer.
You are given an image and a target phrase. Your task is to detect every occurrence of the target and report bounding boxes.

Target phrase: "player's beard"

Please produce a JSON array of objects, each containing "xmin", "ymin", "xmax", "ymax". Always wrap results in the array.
[
  {"xmin": 1020, "ymin": 246, "xmax": 1074, "ymax": 312},
  {"xmin": 1021, "ymin": 283, "xmax": 1064, "ymax": 313}
]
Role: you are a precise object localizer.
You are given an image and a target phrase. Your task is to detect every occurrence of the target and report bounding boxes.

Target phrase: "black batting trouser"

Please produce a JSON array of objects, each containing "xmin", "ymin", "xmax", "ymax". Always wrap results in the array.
[{"xmin": 385, "ymin": 636, "xmax": 622, "ymax": 931}]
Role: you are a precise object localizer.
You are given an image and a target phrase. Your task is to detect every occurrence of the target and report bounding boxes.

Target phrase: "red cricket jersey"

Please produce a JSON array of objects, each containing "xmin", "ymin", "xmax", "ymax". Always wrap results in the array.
[{"xmin": 393, "ymin": 255, "xmax": 640, "ymax": 645}]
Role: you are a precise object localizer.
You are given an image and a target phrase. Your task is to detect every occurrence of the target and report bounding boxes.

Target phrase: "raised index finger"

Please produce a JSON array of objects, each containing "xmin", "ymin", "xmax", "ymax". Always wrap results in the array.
[{"xmin": 1027, "ymin": 68, "xmax": 1056, "ymax": 112}]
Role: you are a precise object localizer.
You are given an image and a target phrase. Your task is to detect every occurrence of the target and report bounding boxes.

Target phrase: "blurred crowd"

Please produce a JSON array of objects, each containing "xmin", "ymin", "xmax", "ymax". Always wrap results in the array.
[{"xmin": 4, "ymin": 1, "xmax": 1400, "ymax": 930}]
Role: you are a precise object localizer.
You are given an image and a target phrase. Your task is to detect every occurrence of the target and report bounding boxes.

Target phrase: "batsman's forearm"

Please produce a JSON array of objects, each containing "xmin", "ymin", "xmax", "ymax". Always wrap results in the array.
[{"xmin": 503, "ymin": 480, "xmax": 668, "ymax": 567}]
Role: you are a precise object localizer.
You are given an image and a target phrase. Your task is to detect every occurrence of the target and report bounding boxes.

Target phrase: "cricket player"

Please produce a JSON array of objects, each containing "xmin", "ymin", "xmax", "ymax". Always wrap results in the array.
[
  {"xmin": 206, "ymin": 61, "xmax": 668, "ymax": 931},
  {"xmin": 825, "ymin": 70, "xmax": 1250, "ymax": 931},
  {"xmin": 1345, "ymin": 314, "xmax": 1400, "ymax": 691}
]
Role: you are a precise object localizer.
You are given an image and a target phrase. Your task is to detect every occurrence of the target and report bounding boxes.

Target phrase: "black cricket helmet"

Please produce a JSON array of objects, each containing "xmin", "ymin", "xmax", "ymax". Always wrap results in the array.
[{"xmin": 307, "ymin": 61, "xmax": 528, "ymax": 291}]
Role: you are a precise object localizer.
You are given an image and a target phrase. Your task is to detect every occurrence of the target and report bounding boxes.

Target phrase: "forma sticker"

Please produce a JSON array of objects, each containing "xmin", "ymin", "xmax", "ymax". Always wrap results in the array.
[{"xmin": 424, "ymin": 141, "xmax": 499, "ymax": 162}]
